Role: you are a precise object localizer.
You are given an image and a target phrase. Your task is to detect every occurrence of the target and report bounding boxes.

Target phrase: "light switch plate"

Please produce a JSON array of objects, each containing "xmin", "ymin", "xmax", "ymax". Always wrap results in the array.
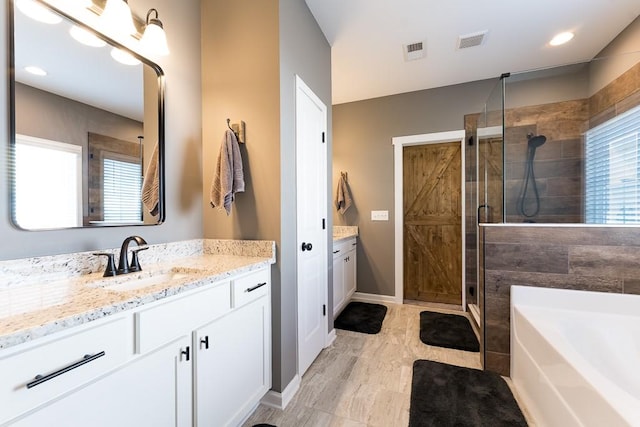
[{"xmin": 371, "ymin": 210, "xmax": 389, "ymax": 221}]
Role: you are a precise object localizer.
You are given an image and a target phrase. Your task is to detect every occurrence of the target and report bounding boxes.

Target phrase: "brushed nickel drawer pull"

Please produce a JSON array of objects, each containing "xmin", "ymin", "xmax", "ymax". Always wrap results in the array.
[{"xmin": 27, "ymin": 351, "xmax": 106, "ymax": 389}]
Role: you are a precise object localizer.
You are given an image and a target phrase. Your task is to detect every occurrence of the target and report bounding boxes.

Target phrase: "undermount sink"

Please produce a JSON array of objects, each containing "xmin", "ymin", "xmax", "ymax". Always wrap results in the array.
[{"xmin": 87, "ymin": 267, "xmax": 203, "ymax": 293}]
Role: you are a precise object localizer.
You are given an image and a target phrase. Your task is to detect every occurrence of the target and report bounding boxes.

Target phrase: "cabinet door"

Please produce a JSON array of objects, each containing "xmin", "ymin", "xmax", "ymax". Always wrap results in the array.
[
  {"xmin": 11, "ymin": 336, "xmax": 192, "ymax": 427},
  {"xmin": 194, "ymin": 296, "xmax": 270, "ymax": 427},
  {"xmin": 344, "ymin": 248, "xmax": 357, "ymax": 299},
  {"xmin": 332, "ymin": 254, "xmax": 345, "ymax": 316}
]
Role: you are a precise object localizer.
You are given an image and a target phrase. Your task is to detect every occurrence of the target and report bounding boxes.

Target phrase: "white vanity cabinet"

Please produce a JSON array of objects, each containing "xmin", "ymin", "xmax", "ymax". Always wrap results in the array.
[
  {"xmin": 332, "ymin": 237, "xmax": 357, "ymax": 317},
  {"xmin": 193, "ymin": 268, "xmax": 271, "ymax": 427},
  {"xmin": 8, "ymin": 335, "xmax": 193, "ymax": 427},
  {"xmin": 0, "ymin": 266, "xmax": 272, "ymax": 427}
]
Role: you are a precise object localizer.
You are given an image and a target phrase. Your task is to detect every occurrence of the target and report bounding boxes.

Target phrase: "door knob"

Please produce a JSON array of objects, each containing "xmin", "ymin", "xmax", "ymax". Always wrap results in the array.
[{"xmin": 301, "ymin": 242, "xmax": 313, "ymax": 251}]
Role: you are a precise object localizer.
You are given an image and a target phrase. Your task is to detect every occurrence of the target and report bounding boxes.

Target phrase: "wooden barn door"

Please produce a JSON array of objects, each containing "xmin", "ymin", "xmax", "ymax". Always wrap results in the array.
[{"xmin": 403, "ymin": 141, "xmax": 462, "ymax": 305}]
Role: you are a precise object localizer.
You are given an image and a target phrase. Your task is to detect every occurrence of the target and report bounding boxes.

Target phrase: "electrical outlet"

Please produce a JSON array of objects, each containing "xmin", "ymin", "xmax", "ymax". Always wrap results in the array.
[{"xmin": 371, "ymin": 210, "xmax": 389, "ymax": 221}]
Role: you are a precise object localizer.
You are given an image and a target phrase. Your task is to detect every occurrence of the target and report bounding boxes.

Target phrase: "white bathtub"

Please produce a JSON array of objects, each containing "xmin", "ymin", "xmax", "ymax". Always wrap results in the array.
[{"xmin": 510, "ymin": 286, "xmax": 640, "ymax": 427}]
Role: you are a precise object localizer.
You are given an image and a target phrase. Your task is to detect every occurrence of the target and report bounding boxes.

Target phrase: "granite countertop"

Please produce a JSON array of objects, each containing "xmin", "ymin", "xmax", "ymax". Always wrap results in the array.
[
  {"xmin": 333, "ymin": 225, "xmax": 359, "ymax": 243},
  {"xmin": 0, "ymin": 239, "xmax": 275, "ymax": 350}
]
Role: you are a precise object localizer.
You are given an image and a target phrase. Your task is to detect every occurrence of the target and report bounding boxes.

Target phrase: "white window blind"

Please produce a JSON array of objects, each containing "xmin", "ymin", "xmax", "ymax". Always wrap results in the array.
[
  {"xmin": 14, "ymin": 135, "xmax": 82, "ymax": 229},
  {"xmin": 585, "ymin": 104, "xmax": 640, "ymax": 224},
  {"xmin": 103, "ymin": 154, "xmax": 142, "ymax": 223}
]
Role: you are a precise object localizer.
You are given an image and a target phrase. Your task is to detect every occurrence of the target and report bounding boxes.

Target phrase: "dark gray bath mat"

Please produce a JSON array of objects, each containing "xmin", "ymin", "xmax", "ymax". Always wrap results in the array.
[
  {"xmin": 334, "ymin": 301, "xmax": 387, "ymax": 334},
  {"xmin": 409, "ymin": 360, "xmax": 528, "ymax": 427},
  {"xmin": 420, "ymin": 311, "xmax": 479, "ymax": 352},
  {"xmin": 252, "ymin": 424, "xmax": 277, "ymax": 427}
]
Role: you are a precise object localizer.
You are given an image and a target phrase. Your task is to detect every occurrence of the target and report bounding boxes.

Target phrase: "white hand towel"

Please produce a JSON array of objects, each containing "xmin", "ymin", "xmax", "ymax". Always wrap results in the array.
[
  {"xmin": 141, "ymin": 142, "xmax": 159, "ymax": 216},
  {"xmin": 335, "ymin": 174, "xmax": 352, "ymax": 215},
  {"xmin": 210, "ymin": 130, "xmax": 245, "ymax": 215}
]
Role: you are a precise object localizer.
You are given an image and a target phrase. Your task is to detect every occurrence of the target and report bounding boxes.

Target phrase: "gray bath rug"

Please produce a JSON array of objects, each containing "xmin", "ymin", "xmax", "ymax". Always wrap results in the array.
[
  {"xmin": 334, "ymin": 301, "xmax": 387, "ymax": 334},
  {"xmin": 409, "ymin": 360, "xmax": 528, "ymax": 427},
  {"xmin": 420, "ymin": 311, "xmax": 479, "ymax": 352}
]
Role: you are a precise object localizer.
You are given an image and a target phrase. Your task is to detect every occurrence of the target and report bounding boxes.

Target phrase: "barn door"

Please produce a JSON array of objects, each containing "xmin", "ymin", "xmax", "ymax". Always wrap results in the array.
[{"xmin": 403, "ymin": 141, "xmax": 462, "ymax": 304}]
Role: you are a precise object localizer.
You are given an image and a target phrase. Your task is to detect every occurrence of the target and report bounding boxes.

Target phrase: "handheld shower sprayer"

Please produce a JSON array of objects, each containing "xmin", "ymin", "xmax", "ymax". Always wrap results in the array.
[{"xmin": 517, "ymin": 133, "xmax": 547, "ymax": 219}]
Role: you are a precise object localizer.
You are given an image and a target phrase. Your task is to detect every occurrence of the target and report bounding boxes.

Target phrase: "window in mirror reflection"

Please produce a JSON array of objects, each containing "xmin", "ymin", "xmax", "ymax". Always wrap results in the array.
[
  {"xmin": 15, "ymin": 135, "xmax": 82, "ymax": 229},
  {"xmin": 103, "ymin": 155, "xmax": 143, "ymax": 224},
  {"xmin": 586, "ymin": 104, "xmax": 640, "ymax": 224}
]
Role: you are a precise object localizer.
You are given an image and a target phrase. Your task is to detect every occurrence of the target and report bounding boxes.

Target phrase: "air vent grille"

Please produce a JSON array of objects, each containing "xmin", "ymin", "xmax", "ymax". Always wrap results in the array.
[
  {"xmin": 457, "ymin": 31, "xmax": 488, "ymax": 49},
  {"xmin": 407, "ymin": 42, "xmax": 423, "ymax": 53},
  {"xmin": 404, "ymin": 40, "xmax": 426, "ymax": 61}
]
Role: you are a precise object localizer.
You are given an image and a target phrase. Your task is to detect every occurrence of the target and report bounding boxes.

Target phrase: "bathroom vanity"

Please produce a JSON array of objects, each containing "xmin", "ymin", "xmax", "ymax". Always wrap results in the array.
[
  {"xmin": 332, "ymin": 226, "xmax": 358, "ymax": 317},
  {"xmin": 0, "ymin": 239, "xmax": 275, "ymax": 427}
]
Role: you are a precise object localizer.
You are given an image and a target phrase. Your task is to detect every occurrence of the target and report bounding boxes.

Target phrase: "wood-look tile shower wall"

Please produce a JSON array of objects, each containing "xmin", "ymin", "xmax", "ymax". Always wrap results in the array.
[{"xmin": 482, "ymin": 61, "xmax": 640, "ymax": 376}]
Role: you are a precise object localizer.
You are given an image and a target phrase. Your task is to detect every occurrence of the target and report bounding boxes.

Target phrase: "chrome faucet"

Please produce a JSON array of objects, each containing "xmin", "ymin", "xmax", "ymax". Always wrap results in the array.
[{"xmin": 117, "ymin": 235, "xmax": 148, "ymax": 275}]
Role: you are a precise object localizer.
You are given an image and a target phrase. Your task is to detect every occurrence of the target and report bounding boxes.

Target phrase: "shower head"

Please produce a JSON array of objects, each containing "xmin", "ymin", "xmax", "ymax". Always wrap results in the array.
[{"xmin": 527, "ymin": 133, "xmax": 547, "ymax": 149}]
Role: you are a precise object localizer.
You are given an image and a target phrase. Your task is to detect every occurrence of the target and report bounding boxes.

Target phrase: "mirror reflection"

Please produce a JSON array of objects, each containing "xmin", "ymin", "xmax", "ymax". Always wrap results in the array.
[{"xmin": 11, "ymin": 0, "xmax": 164, "ymax": 229}]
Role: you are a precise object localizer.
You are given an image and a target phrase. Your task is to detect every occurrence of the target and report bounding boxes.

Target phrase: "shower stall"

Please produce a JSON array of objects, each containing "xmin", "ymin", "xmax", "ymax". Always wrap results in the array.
[{"xmin": 464, "ymin": 47, "xmax": 640, "ymax": 365}]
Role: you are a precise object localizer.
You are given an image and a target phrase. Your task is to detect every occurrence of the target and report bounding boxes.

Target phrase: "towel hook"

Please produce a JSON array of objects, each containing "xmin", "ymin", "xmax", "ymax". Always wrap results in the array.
[{"xmin": 226, "ymin": 118, "xmax": 245, "ymax": 143}]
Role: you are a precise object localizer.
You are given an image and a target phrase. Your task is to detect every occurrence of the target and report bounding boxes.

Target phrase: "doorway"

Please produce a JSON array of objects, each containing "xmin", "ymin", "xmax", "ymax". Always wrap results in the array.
[{"xmin": 392, "ymin": 131, "xmax": 466, "ymax": 307}]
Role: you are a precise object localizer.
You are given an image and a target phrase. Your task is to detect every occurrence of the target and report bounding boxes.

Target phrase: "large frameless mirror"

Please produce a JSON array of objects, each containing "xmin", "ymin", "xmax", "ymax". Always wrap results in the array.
[{"xmin": 9, "ymin": 0, "xmax": 165, "ymax": 230}]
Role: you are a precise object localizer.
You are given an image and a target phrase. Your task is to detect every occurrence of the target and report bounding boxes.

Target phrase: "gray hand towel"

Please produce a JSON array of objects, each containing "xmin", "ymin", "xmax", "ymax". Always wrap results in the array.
[
  {"xmin": 141, "ymin": 142, "xmax": 159, "ymax": 216},
  {"xmin": 210, "ymin": 130, "xmax": 245, "ymax": 215},
  {"xmin": 335, "ymin": 174, "xmax": 352, "ymax": 215}
]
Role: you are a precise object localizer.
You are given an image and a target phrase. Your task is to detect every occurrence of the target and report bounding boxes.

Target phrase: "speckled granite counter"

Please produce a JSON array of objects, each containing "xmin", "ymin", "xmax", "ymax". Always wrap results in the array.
[
  {"xmin": 333, "ymin": 226, "xmax": 358, "ymax": 243},
  {"xmin": 0, "ymin": 239, "xmax": 275, "ymax": 350}
]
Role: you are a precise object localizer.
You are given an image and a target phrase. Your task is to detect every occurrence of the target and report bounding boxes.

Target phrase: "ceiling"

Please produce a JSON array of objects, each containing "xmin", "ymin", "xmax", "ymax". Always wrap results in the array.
[{"xmin": 305, "ymin": 0, "xmax": 640, "ymax": 105}]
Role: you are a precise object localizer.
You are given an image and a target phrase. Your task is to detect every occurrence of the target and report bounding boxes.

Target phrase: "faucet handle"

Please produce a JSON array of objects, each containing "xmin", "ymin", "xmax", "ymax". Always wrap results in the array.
[
  {"xmin": 93, "ymin": 252, "xmax": 117, "ymax": 277},
  {"xmin": 129, "ymin": 246, "xmax": 149, "ymax": 272}
]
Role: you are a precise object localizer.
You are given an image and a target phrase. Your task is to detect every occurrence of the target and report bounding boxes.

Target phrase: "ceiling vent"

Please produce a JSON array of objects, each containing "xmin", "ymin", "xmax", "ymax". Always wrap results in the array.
[
  {"xmin": 457, "ymin": 31, "xmax": 488, "ymax": 50},
  {"xmin": 403, "ymin": 40, "xmax": 426, "ymax": 61}
]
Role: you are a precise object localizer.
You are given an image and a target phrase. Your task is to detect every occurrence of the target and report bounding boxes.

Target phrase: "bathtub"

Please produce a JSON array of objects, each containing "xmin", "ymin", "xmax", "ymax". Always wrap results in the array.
[{"xmin": 510, "ymin": 286, "xmax": 640, "ymax": 427}]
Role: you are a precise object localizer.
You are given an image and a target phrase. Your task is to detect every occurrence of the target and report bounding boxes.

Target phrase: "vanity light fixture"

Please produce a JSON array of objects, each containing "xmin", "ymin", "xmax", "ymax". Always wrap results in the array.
[
  {"xmin": 16, "ymin": 0, "xmax": 62, "ymax": 24},
  {"xmin": 140, "ymin": 8, "xmax": 169, "ymax": 56},
  {"xmin": 549, "ymin": 31, "xmax": 574, "ymax": 46},
  {"xmin": 24, "ymin": 65, "xmax": 47, "ymax": 76},
  {"xmin": 100, "ymin": 0, "xmax": 136, "ymax": 37},
  {"xmin": 69, "ymin": 25, "xmax": 106, "ymax": 47},
  {"xmin": 110, "ymin": 47, "xmax": 141, "ymax": 66}
]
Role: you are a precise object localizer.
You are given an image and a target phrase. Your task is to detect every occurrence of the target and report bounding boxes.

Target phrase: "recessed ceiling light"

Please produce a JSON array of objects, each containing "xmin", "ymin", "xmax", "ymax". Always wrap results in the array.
[
  {"xmin": 25, "ymin": 66, "xmax": 47, "ymax": 76},
  {"xmin": 110, "ymin": 48, "xmax": 141, "ymax": 66},
  {"xmin": 550, "ymin": 32, "xmax": 574, "ymax": 46},
  {"xmin": 16, "ymin": 0, "xmax": 62, "ymax": 24},
  {"xmin": 70, "ymin": 26, "xmax": 106, "ymax": 48}
]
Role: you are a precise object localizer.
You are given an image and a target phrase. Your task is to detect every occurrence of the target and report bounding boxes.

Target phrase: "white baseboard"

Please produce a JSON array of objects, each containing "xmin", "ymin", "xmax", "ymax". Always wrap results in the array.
[
  {"xmin": 325, "ymin": 328, "xmax": 336, "ymax": 347},
  {"xmin": 351, "ymin": 292, "xmax": 397, "ymax": 305},
  {"xmin": 261, "ymin": 374, "xmax": 301, "ymax": 410}
]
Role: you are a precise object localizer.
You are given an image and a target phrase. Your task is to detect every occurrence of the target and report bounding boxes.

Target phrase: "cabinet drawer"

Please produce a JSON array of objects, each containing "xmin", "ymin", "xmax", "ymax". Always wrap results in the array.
[
  {"xmin": 0, "ymin": 317, "xmax": 129, "ymax": 425},
  {"xmin": 232, "ymin": 268, "xmax": 270, "ymax": 308},
  {"xmin": 136, "ymin": 281, "xmax": 231, "ymax": 354},
  {"xmin": 333, "ymin": 238, "xmax": 356, "ymax": 259}
]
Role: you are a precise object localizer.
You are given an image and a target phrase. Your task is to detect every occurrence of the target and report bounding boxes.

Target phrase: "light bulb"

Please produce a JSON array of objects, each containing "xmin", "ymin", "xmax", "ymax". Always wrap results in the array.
[
  {"xmin": 70, "ymin": 25, "xmax": 106, "ymax": 47},
  {"xmin": 110, "ymin": 47, "xmax": 141, "ymax": 66},
  {"xmin": 101, "ymin": 0, "xmax": 136, "ymax": 36},
  {"xmin": 16, "ymin": 0, "xmax": 62, "ymax": 24}
]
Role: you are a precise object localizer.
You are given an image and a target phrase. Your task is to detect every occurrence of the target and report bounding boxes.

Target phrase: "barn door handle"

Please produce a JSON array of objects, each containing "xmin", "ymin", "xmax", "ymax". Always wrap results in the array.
[{"xmin": 301, "ymin": 242, "xmax": 313, "ymax": 251}]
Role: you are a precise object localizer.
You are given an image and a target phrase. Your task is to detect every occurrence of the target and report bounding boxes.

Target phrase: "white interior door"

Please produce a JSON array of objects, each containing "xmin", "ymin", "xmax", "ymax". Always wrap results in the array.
[{"xmin": 295, "ymin": 75, "xmax": 328, "ymax": 376}]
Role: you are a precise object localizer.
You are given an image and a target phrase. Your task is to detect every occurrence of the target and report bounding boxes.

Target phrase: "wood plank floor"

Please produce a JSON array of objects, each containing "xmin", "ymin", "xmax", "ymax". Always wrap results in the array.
[{"xmin": 243, "ymin": 302, "xmax": 533, "ymax": 427}]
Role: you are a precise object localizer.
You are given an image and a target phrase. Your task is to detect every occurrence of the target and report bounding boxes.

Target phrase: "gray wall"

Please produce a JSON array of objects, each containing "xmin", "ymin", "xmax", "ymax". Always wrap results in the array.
[
  {"xmin": 333, "ymin": 80, "xmax": 498, "ymax": 297},
  {"xmin": 200, "ymin": 0, "xmax": 331, "ymax": 393},
  {"xmin": 0, "ymin": 0, "xmax": 203, "ymax": 260}
]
